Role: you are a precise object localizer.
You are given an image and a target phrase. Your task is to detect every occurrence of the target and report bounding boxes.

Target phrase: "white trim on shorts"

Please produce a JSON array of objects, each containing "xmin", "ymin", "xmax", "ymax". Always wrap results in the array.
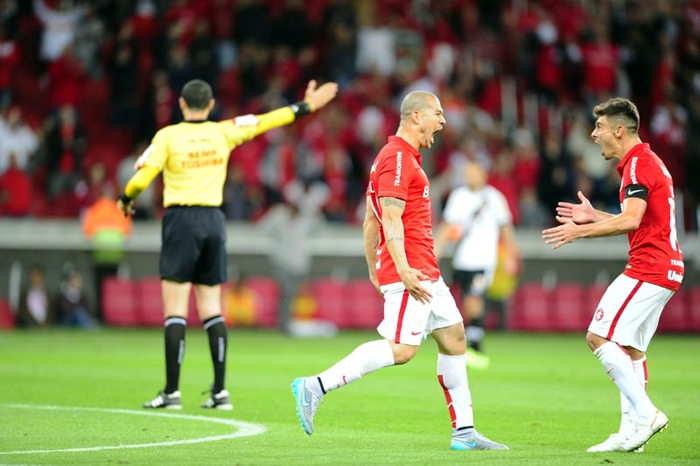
[
  {"xmin": 377, "ymin": 276, "xmax": 463, "ymax": 346},
  {"xmin": 588, "ymin": 274, "xmax": 674, "ymax": 351}
]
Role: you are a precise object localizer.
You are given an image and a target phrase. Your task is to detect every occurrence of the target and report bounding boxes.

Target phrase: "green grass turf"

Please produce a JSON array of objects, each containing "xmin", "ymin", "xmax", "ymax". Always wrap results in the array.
[{"xmin": 0, "ymin": 329, "xmax": 698, "ymax": 465}]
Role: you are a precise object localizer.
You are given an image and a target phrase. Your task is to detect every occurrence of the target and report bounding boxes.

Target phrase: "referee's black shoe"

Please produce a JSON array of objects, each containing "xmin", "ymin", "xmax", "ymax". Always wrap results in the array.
[
  {"xmin": 143, "ymin": 390, "xmax": 182, "ymax": 409},
  {"xmin": 201, "ymin": 388, "xmax": 233, "ymax": 410}
]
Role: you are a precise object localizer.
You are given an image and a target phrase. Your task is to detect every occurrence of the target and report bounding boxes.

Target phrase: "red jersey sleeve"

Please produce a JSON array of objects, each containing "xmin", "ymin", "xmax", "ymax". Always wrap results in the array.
[
  {"xmin": 375, "ymin": 152, "xmax": 413, "ymax": 201},
  {"xmin": 621, "ymin": 154, "xmax": 654, "ymax": 200}
]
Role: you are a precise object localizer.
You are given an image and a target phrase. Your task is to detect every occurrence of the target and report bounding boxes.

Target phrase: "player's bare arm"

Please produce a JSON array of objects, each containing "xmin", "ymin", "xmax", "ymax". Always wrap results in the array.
[
  {"xmin": 556, "ymin": 190, "xmax": 614, "ymax": 224},
  {"xmin": 363, "ymin": 196, "xmax": 382, "ymax": 295},
  {"xmin": 380, "ymin": 196, "xmax": 433, "ymax": 304},
  {"xmin": 543, "ymin": 197, "xmax": 647, "ymax": 250}
]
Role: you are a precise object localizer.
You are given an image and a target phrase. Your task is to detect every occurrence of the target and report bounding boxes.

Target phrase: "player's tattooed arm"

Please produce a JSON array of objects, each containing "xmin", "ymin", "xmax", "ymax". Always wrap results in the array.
[
  {"xmin": 380, "ymin": 197, "xmax": 406, "ymax": 246},
  {"xmin": 380, "ymin": 196, "xmax": 432, "ymax": 303},
  {"xmin": 381, "ymin": 197, "xmax": 406, "ymax": 209}
]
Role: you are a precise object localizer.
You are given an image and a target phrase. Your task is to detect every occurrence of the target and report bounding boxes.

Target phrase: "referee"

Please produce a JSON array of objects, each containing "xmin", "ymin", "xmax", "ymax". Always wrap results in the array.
[{"xmin": 118, "ymin": 78, "xmax": 338, "ymax": 409}]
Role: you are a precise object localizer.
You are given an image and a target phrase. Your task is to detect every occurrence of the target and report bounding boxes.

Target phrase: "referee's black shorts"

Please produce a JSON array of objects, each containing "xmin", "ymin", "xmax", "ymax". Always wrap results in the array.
[{"xmin": 160, "ymin": 206, "xmax": 227, "ymax": 286}]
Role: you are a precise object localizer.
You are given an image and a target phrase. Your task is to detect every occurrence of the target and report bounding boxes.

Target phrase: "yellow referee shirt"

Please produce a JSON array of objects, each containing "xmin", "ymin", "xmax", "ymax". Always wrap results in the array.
[{"xmin": 124, "ymin": 107, "xmax": 295, "ymax": 207}]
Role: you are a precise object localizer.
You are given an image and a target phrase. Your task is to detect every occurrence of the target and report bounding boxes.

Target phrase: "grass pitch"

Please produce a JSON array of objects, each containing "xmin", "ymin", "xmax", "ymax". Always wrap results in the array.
[{"xmin": 0, "ymin": 328, "xmax": 698, "ymax": 465}]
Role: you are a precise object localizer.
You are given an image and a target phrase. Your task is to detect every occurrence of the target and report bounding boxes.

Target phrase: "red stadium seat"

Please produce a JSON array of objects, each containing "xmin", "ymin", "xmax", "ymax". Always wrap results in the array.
[
  {"xmin": 0, "ymin": 298, "xmax": 15, "ymax": 329},
  {"xmin": 345, "ymin": 279, "xmax": 384, "ymax": 329},
  {"xmin": 246, "ymin": 277, "xmax": 280, "ymax": 327},
  {"xmin": 551, "ymin": 283, "xmax": 589, "ymax": 332},
  {"xmin": 138, "ymin": 277, "xmax": 164, "ymax": 327},
  {"xmin": 102, "ymin": 277, "xmax": 139, "ymax": 326},
  {"xmin": 687, "ymin": 286, "xmax": 700, "ymax": 332},
  {"xmin": 311, "ymin": 278, "xmax": 351, "ymax": 328},
  {"xmin": 657, "ymin": 289, "xmax": 688, "ymax": 333},
  {"xmin": 508, "ymin": 283, "xmax": 552, "ymax": 331}
]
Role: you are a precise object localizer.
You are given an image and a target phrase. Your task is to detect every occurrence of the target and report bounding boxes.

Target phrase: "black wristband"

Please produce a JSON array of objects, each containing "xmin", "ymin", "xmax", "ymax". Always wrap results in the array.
[
  {"xmin": 119, "ymin": 193, "xmax": 132, "ymax": 204},
  {"xmin": 290, "ymin": 101, "xmax": 312, "ymax": 119}
]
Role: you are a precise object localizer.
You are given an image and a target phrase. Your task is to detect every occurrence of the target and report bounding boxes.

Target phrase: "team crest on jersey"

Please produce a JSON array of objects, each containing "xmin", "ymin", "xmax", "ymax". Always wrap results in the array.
[{"xmin": 595, "ymin": 308, "xmax": 604, "ymax": 321}]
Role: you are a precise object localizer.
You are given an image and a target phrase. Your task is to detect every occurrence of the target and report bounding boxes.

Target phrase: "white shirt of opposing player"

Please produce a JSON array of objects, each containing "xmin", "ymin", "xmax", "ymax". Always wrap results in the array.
[{"xmin": 443, "ymin": 185, "xmax": 512, "ymax": 271}]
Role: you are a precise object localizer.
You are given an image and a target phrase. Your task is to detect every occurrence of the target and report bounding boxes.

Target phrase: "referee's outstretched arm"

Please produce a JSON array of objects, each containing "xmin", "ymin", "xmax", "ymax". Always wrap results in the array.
[{"xmin": 117, "ymin": 79, "xmax": 338, "ymax": 216}]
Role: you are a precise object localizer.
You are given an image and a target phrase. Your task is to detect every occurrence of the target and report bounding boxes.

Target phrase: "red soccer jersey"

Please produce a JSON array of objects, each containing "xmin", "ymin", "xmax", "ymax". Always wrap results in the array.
[
  {"xmin": 616, "ymin": 143, "xmax": 684, "ymax": 291},
  {"xmin": 367, "ymin": 136, "xmax": 440, "ymax": 286}
]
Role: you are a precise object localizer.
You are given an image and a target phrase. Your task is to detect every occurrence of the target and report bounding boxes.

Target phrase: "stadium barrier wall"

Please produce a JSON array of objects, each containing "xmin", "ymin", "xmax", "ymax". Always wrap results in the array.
[{"xmin": 0, "ymin": 220, "xmax": 697, "ymax": 332}]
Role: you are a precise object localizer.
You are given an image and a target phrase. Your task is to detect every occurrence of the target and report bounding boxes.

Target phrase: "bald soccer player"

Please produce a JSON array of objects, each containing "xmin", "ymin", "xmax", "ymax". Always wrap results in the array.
[{"xmin": 291, "ymin": 91, "xmax": 509, "ymax": 451}]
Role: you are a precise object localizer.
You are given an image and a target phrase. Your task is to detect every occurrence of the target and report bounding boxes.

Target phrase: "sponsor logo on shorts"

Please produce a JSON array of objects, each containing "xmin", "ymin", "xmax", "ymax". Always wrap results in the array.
[
  {"xmin": 595, "ymin": 308, "xmax": 604, "ymax": 321},
  {"xmin": 411, "ymin": 331, "xmax": 422, "ymax": 336}
]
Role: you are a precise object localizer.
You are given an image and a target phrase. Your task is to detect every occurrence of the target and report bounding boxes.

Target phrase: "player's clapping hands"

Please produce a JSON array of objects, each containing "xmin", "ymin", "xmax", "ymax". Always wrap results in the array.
[{"xmin": 304, "ymin": 80, "xmax": 338, "ymax": 111}]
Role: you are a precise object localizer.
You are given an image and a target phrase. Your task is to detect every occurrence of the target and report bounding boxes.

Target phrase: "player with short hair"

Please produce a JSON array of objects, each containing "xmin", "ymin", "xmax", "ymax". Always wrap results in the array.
[
  {"xmin": 291, "ymin": 91, "xmax": 509, "ymax": 451},
  {"xmin": 118, "ymin": 78, "xmax": 337, "ymax": 410},
  {"xmin": 542, "ymin": 97, "xmax": 683, "ymax": 452},
  {"xmin": 434, "ymin": 158, "xmax": 519, "ymax": 369}
]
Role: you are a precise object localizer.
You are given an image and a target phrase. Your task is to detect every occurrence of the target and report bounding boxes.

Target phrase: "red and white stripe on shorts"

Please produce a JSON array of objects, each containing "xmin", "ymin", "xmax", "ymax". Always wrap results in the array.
[{"xmin": 588, "ymin": 274, "xmax": 674, "ymax": 352}]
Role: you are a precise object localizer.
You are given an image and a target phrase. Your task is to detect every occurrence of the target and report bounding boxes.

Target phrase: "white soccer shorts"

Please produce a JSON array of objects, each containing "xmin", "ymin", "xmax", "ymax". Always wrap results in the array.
[
  {"xmin": 377, "ymin": 276, "xmax": 464, "ymax": 346},
  {"xmin": 588, "ymin": 274, "xmax": 675, "ymax": 351}
]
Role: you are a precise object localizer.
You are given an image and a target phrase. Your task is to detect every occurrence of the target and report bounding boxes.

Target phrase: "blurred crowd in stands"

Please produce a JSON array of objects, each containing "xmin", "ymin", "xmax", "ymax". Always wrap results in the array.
[
  {"xmin": 0, "ymin": 0, "xmax": 698, "ymax": 231},
  {"xmin": 13, "ymin": 263, "xmax": 96, "ymax": 329}
]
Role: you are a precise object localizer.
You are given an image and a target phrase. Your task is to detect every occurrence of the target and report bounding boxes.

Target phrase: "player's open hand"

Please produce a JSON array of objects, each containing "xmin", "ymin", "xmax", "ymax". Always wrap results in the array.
[
  {"xmin": 399, "ymin": 267, "xmax": 433, "ymax": 304},
  {"xmin": 542, "ymin": 220, "xmax": 580, "ymax": 250},
  {"xmin": 117, "ymin": 198, "xmax": 135, "ymax": 217},
  {"xmin": 555, "ymin": 191, "xmax": 595, "ymax": 224},
  {"xmin": 304, "ymin": 80, "xmax": 338, "ymax": 112}
]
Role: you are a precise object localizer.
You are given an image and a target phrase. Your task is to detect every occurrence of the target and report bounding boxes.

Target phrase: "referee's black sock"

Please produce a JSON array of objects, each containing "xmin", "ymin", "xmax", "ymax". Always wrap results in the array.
[
  {"xmin": 466, "ymin": 316, "xmax": 485, "ymax": 353},
  {"xmin": 164, "ymin": 316, "xmax": 187, "ymax": 394},
  {"xmin": 203, "ymin": 315, "xmax": 227, "ymax": 394}
]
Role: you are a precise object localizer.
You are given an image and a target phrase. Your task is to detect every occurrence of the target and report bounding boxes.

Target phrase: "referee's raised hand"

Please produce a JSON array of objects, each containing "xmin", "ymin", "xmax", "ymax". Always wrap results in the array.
[{"xmin": 303, "ymin": 80, "xmax": 338, "ymax": 112}]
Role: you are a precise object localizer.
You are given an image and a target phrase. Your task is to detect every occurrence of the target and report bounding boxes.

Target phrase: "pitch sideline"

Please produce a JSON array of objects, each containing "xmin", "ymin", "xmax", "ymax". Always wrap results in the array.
[{"xmin": 0, "ymin": 403, "xmax": 267, "ymax": 455}]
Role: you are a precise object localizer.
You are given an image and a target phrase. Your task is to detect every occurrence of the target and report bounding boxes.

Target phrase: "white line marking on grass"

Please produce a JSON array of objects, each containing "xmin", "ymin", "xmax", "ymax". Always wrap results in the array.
[{"xmin": 0, "ymin": 404, "xmax": 267, "ymax": 455}]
